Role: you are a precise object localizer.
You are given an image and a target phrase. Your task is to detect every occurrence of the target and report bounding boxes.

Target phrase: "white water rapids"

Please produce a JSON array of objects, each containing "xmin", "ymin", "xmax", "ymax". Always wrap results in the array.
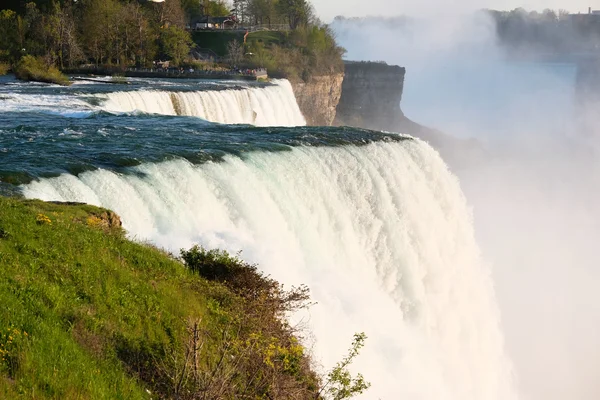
[
  {"xmin": 101, "ymin": 79, "xmax": 306, "ymax": 126},
  {"xmin": 22, "ymin": 140, "xmax": 517, "ymax": 399}
]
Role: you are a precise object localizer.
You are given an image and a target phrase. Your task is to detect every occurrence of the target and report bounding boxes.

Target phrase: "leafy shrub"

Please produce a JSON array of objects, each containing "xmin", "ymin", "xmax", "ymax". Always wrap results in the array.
[
  {"xmin": 319, "ymin": 333, "xmax": 371, "ymax": 400},
  {"xmin": 181, "ymin": 246, "xmax": 311, "ymax": 313},
  {"xmin": 0, "ymin": 63, "xmax": 9, "ymax": 75},
  {"xmin": 14, "ymin": 56, "xmax": 71, "ymax": 86},
  {"xmin": 179, "ymin": 246, "xmax": 319, "ymax": 398},
  {"xmin": 180, "ymin": 246, "xmax": 371, "ymax": 400}
]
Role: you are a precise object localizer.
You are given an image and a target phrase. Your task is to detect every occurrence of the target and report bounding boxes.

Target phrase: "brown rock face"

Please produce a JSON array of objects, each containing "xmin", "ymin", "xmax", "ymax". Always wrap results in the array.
[
  {"xmin": 291, "ymin": 74, "xmax": 344, "ymax": 126},
  {"xmin": 97, "ymin": 211, "xmax": 123, "ymax": 230}
]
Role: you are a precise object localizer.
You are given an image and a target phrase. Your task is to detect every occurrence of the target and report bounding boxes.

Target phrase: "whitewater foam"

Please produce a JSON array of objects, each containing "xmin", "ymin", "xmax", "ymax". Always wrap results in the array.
[
  {"xmin": 100, "ymin": 79, "xmax": 306, "ymax": 126},
  {"xmin": 22, "ymin": 139, "xmax": 516, "ymax": 399},
  {"xmin": 0, "ymin": 93, "xmax": 96, "ymax": 117}
]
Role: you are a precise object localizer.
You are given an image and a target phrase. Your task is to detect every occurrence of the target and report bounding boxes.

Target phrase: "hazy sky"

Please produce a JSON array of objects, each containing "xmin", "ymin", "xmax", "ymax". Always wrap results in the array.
[{"xmin": 312, "ymin": 0, "xmax": 600, "ymax": 21}]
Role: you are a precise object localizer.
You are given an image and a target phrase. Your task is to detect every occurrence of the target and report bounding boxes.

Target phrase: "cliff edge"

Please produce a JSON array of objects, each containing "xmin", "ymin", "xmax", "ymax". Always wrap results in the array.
[
  {"xmin": 334, "ymin": 61, "xmax": 484, "ymax": 166},
  {"xmin": 334, "ymin": 62, "xmax": 406, "ymax": 130}
]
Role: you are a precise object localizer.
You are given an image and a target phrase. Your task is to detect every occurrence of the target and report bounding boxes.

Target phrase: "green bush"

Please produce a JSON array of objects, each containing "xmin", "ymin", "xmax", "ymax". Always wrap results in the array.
[
  {"xmin": 14, "ymin": 56, "xmax": 71, "ymax": 86},
  {"xmin": 0, "ymin": 63, "xmax": 9, "ymax": 75},
  {"xmin": 180, "ymin": 246, "xmax": 320, "ymax": 397}
]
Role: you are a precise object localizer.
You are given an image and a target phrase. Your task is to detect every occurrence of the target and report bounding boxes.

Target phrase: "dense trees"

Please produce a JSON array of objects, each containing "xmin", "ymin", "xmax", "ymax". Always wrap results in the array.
[
  {"xmin": 181, "ymin": 0, "xmax": 230, "ymax": 20},
  {"xmin": 488, "ymin": 8, "xmax": 600, "ymax": 56},
  {"xmin": 232, "ymin": 0, "xmax": 313, "ymax": 28},
  {"xmin": 0, "ymin": 0, "xmax": 194, "ymax": 68},
  {"xmin": 0, "ymin": 0, "xmax": 344, "ymax": 82},
  {"xmin": 277, "ymin": 0, "xmax": 314, "ymax": 29}
]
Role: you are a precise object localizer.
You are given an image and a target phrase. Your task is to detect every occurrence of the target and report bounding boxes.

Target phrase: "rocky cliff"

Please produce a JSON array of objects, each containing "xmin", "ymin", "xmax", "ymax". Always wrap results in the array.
[
  {"xmin": 291, "ymin": 74, "xmax": 344, "ymax": 126},
  {"xmin": 334, "ymin": 62, "xmax": 406, "ymax": 130},
  {"xmin": 334, "ymin": 61, "xmax": 449, "ymax": 147},
  {"xmin": 289, "ymin": 61, "xmax": 483, "ymax": 167},
  {"xmin": 333, "ymin": 61, "xmax": 484, "ymax": 166}
]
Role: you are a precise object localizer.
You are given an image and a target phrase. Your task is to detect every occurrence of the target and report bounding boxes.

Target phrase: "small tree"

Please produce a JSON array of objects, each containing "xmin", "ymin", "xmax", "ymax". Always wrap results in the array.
[
  {"xmin": 160, "ymin": 25, "xmax": 193, "ymax": 66},
  {"xmin": 226, "ymin": 39, "xmax": 244, "ymax": 66},
  {"xmin": 317, "ymin": 333, "xmax": 371, "ymax": 400},
  {"xmin": 277, "ymin": 0, "xmax": 313, "ymax": 30}
]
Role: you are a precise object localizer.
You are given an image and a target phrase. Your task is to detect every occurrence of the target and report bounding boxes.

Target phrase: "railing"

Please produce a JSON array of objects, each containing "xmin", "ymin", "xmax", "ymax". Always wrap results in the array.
[
  {"xmin": 246, "ymin": 24, "xmax": 290, "ymax": 32},
  {"xmin": 189, "ymin": 24, "xmax": 291, "ymax": 32},
  {"xmin": 125, "ymin": 67, "xmax": 268, "ymax": 78},
  {"xmin": 66, "ymin": 65, "xmax": 268, "ymax": 80}
]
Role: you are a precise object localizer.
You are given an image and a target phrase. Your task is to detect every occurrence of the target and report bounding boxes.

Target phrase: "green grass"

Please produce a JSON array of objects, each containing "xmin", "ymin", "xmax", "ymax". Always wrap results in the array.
[
  {"xmin": 246, "ymin": 31, "xmax": 287, "ymax": 47},
  {"xmin": 0, "ymin": 198, "xmax": 224, "ymax": 398},
  {"xmin": 14, "ymin": 56, "xmax": 71, "ymax": 86},
  {"xmin": 0, "ymin": 197, "xmax": 323, "ymax": 399},
  {"xmin": 191, "ymin": 31, "xmax": 246, "ymax": 56},
  {"xmin": 191, "ymin": 30, "xmax": 286, "ymax": 57}
]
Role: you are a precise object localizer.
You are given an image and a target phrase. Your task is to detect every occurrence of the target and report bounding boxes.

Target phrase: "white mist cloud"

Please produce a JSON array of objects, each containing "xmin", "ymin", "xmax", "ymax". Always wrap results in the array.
[{"xmin": 331, "ymin": 9, "xmax": 600, "ymax": 400}]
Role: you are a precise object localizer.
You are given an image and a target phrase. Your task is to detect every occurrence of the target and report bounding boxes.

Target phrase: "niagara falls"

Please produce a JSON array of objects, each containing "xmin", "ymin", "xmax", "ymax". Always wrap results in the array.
[{"xmin": 1, "ymin": 0, "xmax": 599, "ymax": 399}]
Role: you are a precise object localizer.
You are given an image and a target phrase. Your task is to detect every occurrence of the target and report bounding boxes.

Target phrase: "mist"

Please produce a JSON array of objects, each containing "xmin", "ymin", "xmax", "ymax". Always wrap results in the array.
[{"xmin": 332, "ymin": 10, "xmax": 600, "ymax": 400}]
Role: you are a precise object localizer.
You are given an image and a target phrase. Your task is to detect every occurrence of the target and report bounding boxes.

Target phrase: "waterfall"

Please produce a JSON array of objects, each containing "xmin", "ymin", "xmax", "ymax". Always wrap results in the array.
[
  {"xmin": 22, "ymin": 139, "xmax": 516, "ymax": 399},
  {"xmin": 100, "ymin": 79, "xmax": 306, "ymax": 126}
]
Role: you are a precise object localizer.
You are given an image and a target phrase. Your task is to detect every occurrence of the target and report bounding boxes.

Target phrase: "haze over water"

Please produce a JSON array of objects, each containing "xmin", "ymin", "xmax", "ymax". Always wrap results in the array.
[{"xmin": 333, "ymin": 12, "xmax": 600, "ymax": 400}]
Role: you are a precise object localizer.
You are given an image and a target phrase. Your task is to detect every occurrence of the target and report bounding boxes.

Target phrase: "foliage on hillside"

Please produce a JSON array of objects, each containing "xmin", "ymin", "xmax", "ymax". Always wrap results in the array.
[
  {"xmin": 0, "ymin": 197, "xmax": 369, "ymax": 399},
  {"xmin": 0, "ymin": 63, "xmax": 9, "ymax": 75},
  {"xmin": 245, "ymin": 25, "xmax": 345, "ymax": 80},
  {"xmin": 0, "ymin": 0, "xmax": 193, "ymax": 69},
  {"xmin": 14, "ymin": 55, "xmax": 71, "ymax": 85},
  {"xmin": 0, "ymin": 0, "xmax": 344, "ymax": 81},
  {"xmin": 196, "ymin": 24, "xmax": 345, "ymax": 81},
  {"xmin": 191, "ymin": 0, "xmax": 345, "ymax": 80},
  {"xmin": 182, "ymin": 0, "xmax": 230, "ymax": 20}
]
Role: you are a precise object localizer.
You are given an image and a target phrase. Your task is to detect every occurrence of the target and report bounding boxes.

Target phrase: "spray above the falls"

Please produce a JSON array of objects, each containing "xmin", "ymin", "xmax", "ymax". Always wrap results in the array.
[
  {"xmin": 101, "ymin": 79, "xmax": 306, "ymax": 127},
  {"xmin": 22, "ymin": 139, "xmax": 518, "ymax": 399}
]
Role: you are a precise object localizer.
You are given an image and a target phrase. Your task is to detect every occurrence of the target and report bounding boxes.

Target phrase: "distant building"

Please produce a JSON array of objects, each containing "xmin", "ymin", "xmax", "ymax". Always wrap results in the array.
[
  {"xmin": 571, "ymin": 7, "xmax": 600, "ymax": 16},
  {"xmin": 189, "ymin": 16, "xmax": 237, "ymax": 30}
]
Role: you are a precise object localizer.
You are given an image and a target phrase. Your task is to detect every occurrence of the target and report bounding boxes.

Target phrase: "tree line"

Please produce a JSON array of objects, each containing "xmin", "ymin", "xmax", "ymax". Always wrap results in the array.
[
  {"xmin": 0, "ymin": 0, "xmax": 198, "ymax": 68},
  {"xmin": 487, "ymin": 8, "xmax": 600, "ymax": 56},
  {"xmin": 0, "ymin": 0, "xmax": 343, "ymax": 82}
]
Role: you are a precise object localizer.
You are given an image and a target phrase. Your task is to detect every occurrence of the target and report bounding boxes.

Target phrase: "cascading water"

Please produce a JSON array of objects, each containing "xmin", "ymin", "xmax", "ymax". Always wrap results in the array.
[
  {"xmin": 100, "ymin": 79, "xmax": 306, "ymax": 126},
  {"xmin": 22, "ymin": 140, "xmax": 517, "ymax": 400}
]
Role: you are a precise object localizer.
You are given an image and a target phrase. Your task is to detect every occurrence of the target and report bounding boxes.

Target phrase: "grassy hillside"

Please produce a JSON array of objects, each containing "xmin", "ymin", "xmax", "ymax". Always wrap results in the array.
[
  {"xmin": 192, "ymin": 31, "xmax": 246, "ymax": 56},
  {"xmin": 0, "ymin": 197, "xmax": 321, "ymax": 399},
  {"xmin": 192, "ymin": 31, "xmax": 287, "ymax": 56}
]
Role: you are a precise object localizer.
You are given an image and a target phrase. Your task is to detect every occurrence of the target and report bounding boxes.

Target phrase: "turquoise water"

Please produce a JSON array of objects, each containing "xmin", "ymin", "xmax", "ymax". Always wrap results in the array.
[{"xmin": 0, "ymin": 75, "xmax": 407, "ymax": 189}]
